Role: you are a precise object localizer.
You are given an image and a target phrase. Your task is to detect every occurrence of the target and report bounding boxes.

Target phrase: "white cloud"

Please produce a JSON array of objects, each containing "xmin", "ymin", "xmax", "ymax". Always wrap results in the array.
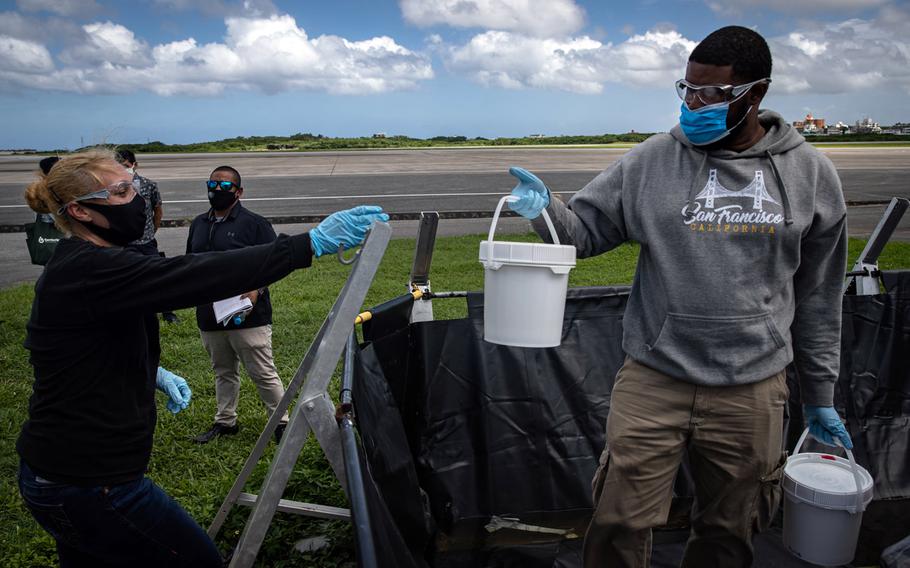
[
  {"xmin": 606, "ymin": 30, "xmax": 697, "ymax": 86},
  {"xmin": 440, "ymin": 8, "xmax": 909, "ymax": 97},
  {"xmin": 707, "ymin": 0, "xmax": 888, "ymax": 16},
  {"xmin": 4, "ymin": 4, "xmax": 906, "ymax": 101},
  {"xmin": 0, "ymin": 34, "xmax": 54, "ymax": 73},
  {"xmin": 444, "ymin": 28, "xmax": 695, "ymax": 94},
  {"xmin": 400, "ymin": 0, "xmax": 585, "ymax": 37},
  {"xmin": 447, "ymin": 31, "xmax": 603, "ymax": 92},
  {"xmin": 769, "ymin": 18, "xmax": 910, "ymax": 94},
  {"xmin": 784, "ymin": 32, "xmax": 826, "ymax": 57},
  {"xmin": 60, "ymin": 22, "xmax": 151, "ymax": 66},
  {"xmin": 0, "ymin": 13, "xmax": 434, "ymax": 96},
  {"xmin": 16, "ymin": 0, "xmax": 100, "ymax": 16}
]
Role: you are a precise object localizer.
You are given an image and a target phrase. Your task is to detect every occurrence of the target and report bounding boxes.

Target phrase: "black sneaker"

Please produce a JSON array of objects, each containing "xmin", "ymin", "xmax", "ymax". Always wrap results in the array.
[
  {"xmin": 162, "ymin": 312, "xmax": 179, "ymax": 324},
  {"xmin": 193, "ymin": 422, "xmax": 239, "ymax": 444},
  {"xmin": 274, "ymin": 423, "xmax": 287, "ymax": 444}
]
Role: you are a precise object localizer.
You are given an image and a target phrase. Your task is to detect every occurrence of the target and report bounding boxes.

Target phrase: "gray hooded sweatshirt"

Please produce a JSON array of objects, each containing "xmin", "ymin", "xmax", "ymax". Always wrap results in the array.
[{"xmin": 534, "ymin": 110, "xmax": 846, "ymax": 406}]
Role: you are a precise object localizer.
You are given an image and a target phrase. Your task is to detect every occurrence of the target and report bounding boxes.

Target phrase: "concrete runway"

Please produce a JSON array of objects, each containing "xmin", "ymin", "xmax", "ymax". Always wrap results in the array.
[{"xmin": 1, "ymin": 146, "xmax": 908, "ymax": 288}]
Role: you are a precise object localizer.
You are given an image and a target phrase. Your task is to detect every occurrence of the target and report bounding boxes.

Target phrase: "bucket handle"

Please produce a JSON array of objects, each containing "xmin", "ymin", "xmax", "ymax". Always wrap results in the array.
[
  {"xmin": 793, "ymin": 427, "xmax": 866, "ymax": 514},
  {"xmin": 488, "ymin": 195, "xmax": 560, "ymax": 246}
]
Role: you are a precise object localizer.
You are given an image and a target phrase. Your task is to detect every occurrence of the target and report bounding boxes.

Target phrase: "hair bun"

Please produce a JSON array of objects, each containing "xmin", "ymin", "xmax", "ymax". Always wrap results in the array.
[{"xmin": 25, "ymin": 179, "xmax": 55, "ymax": 214}]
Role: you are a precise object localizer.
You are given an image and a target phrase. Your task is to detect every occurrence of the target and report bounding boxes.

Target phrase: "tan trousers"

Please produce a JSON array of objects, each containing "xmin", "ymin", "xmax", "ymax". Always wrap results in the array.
[
  {"xmin": 584, "ymin": 358, "xmax": 788, "ymax": 568},
  {"xmin": 200, "ymin": 325, "xmax": 289, "ymax": 427}
]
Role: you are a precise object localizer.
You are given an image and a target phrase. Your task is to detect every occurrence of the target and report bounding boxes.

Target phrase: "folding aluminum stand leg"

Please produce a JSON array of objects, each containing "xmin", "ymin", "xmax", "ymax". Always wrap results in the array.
[
  {"xmin": 219, "ymin": 222, "xmax": 391, "ymax": 568},
  {"xmin": 409, "ymin": 211, "xmax": 438, "ymax": 323},
  {"xmin": 207, "ymin": 317, "xmax": 331, "ymax": 539}
]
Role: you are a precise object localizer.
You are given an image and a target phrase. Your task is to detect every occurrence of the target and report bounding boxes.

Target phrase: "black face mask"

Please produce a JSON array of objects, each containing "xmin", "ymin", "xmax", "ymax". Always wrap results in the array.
[
  {"xmin": 208, "ymin": 189, "xmax": 238, "ymax": 211},
  {"xmin": 79, "ymin": 193, "xmax": 147, "ymax": 246}
]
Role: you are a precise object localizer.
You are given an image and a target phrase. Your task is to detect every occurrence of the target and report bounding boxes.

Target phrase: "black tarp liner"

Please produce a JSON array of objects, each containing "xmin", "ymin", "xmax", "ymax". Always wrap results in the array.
[
  {"xmin": 835, "ymin": 270, "xmax": 910, "ymax": 564},
  {"xmin": 352, "ymin": 276, "xmax": 910, "ymax": 567},
  {"xmin": 351, "ymin": 427, "xmax": 427, "ymax": 568},
  {"xmin": 353, "ymin": 340, "xmax": 430, "ymax": 565}
]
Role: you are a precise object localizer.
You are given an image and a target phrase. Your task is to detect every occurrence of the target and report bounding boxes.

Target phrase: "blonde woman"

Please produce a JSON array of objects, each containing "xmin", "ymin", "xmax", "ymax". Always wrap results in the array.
[{"xmin": 16, "ymin": 149, "xmax": 387, "ymax": 567}]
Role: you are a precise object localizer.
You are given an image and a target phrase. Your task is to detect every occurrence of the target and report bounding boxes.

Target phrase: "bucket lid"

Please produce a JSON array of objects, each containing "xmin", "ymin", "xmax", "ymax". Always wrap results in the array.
[
  {"xmin": 783, "ymin": 453, "xmax": 874, "ymax": 511},
  {"xmin": 479, "ymin": 194, "xmax": 576, "ymax": 271},
  {"xmin": 479, "ymin": 240, "xmax": 576, "ymax": 271}
]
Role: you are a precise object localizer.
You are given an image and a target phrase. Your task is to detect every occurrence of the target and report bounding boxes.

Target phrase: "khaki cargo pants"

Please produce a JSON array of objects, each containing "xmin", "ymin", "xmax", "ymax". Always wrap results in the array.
[
  {"xmin": 584, "ymin": 358, "xmax": 788, "ymax": 568},
  {"xmin": 200, "ymin": 325, "xmax": 289, "ymax": 427}
]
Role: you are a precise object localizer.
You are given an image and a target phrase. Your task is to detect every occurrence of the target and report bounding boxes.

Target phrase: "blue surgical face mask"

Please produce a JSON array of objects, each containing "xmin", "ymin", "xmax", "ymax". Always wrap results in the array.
[{"xmin": 679, "ymin": 100, "xmax": 752, "ymax": 146}]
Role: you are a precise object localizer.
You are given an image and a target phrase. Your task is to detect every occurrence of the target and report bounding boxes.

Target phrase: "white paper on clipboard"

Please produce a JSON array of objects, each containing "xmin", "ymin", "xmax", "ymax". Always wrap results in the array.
[{"xmin": 213, "ymin": 295, "xmax": 253, "ymax": 326}]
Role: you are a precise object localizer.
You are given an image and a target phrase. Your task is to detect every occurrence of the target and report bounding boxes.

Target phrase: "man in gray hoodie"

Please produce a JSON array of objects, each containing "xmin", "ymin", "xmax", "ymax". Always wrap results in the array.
[{"xmin": 509, "ymin": 26, "xmax": 853, "ymax": 567}]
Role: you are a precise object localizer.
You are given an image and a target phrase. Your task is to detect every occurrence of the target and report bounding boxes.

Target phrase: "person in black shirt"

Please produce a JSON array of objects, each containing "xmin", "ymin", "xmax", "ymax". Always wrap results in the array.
[
  {"xmin": 17, "ymin": 149, "xmax": 388, "ymax": 567},
  {"xmin": 186, "ymin": 166, "xmax": 289, "ymax": 444}
]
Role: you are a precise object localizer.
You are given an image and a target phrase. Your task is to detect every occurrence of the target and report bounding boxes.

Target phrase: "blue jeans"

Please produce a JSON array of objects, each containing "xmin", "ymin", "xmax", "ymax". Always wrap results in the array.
[{"xmin": 18, "ymin": 460, "xmax": 222, "ymax": 568}]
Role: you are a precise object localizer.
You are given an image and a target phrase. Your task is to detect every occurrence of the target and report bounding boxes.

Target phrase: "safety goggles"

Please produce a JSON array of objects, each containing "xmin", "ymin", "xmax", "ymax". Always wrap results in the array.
[
  {"xmin": 675, "ymin": 77, "xmax": 771, "ymax": 106},
  {"xmin": 58, "ymin": 178, "xmax": 139, "ymax": 215},
  {"xmin": 206, "ymin": 180, "xmax": 238, "ymax": 192}
]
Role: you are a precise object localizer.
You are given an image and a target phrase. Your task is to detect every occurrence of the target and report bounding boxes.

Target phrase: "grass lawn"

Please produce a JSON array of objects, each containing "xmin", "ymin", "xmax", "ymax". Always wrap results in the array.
[{"xmin": 1, "ymin": 233, "xmax": 909, "ymax": 567}]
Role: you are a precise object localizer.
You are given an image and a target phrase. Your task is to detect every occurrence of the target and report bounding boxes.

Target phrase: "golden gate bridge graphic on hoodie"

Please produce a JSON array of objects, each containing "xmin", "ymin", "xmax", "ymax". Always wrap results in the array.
[{"xmin": 682, "ymin": 168, "xmax": 784, "ymax": 235}]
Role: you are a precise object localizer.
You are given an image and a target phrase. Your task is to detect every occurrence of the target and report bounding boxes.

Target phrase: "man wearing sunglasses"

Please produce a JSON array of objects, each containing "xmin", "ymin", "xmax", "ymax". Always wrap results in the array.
[
  {"xmin": 508, "ymin": 26, "xmax": 850, "ymax": 567},
  {"xmin": 187, "ymin": 166, "xmax": 290, "ymax": 444}
]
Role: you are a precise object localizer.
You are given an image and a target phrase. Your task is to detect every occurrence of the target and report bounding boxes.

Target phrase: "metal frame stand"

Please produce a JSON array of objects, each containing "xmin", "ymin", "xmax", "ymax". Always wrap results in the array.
[
  {"xmin": 409, "ymin": 211, "xmax": 438, "ymax": 323},
  {"xmin": 206, "ymin": 222, "xmax": 392, "ymax": 568},
  {"xmin": 845, "ymin": 197, "xmax": 909, "ymax": 295}
]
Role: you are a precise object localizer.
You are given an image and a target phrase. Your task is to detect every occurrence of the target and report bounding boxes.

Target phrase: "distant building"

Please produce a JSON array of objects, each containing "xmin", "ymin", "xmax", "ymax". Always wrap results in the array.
[
  {"xmin": 793, "ymin": 113, "xmax": 826, "ymax": 134},
  {"xmin": 880, "ymin": 122, "xmax": 910, "ymax": 135},
  {"xmin": 830, "ymin": 121, "xmax": 851, "ymax": 135},
  {"xmin": 372, "ymin": 132, "xmax": 387, "ymax": 139},
  {"xmin": 528, "ymin": 134, "xmax": 546, "ymax": 139},
  {"xmin": 854, "ymin": 117, "xmax": 881, "ymax": 134}
]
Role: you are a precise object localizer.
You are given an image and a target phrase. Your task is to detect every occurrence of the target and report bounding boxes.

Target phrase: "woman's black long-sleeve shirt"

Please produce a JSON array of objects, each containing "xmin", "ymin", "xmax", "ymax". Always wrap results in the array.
[{"xmin": 16, "ymin": 233, "xmax": 312, "ymax": 486}]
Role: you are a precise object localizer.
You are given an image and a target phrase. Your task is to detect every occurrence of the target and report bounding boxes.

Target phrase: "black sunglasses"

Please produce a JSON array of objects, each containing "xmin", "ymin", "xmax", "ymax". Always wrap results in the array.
[{"xmin": 206, "ymin": 180, "xmax": 238, "ymax": 191}]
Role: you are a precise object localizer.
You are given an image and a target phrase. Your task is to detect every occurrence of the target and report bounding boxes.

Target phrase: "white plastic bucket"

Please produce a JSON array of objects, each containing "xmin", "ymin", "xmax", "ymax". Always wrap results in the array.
[
  {"xmin": 479, "ymin": 195, "xmax": 576, "ymax": 347},
  {"xmin": 783, "ymin": 428, "xmax": 874, "ymax": 566}
]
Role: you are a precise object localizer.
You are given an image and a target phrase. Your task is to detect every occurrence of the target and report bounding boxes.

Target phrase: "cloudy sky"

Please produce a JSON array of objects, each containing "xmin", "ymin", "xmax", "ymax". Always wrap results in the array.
[{"xmin": 1, "ymin": 0, "xmax": 908, "ymax": 149}]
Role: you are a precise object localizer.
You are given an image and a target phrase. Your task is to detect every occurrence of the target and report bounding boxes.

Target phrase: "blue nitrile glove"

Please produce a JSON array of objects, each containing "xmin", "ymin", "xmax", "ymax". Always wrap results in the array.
[
  {"xmin": 156, "ymin": 367, "xmax": 192, "ymax": 414},
  {"xmin": 804, "ymin": 405, "xmax": 853, "ymax": 449},
  {"xmin": 309, "ymin": 205, "xmax": 389, "ymax": 257},
  {"xmin": 508, "ymin": 166, "xmax": 550, "ymax": 219}
]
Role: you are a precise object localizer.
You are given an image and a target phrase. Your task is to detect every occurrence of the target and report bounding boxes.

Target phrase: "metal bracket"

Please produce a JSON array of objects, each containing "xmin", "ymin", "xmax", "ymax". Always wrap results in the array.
[
  {"xmin": 845, "ymin": 197, "xmax": 908, "ymax": 295},
  {"xmin": 206, "ymin": 222, "xmax": 391, "ymax": 568},
  {"xmin": 409, "ymin": 211, "xmax": 439, "ymax": 323}
]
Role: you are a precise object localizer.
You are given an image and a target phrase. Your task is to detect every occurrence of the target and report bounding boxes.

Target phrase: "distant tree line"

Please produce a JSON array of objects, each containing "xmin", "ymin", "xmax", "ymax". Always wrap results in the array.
[
  {"xmin": 22, "ymin": 130, "xmax": 906, "ymax": 156},
  {"xmin": 77, "ymin": 132, "xmax": 657, "ymax": 154}
]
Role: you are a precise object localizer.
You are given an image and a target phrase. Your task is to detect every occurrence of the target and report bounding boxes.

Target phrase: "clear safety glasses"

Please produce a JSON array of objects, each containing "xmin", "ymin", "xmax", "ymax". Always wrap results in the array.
[
  {"xmin": 675, "ymin": 77, "xmax": 771, "ymax": 106},
  {"xmin": 58, "ymin": 178, "xmax": 139, "ymax": 215}
]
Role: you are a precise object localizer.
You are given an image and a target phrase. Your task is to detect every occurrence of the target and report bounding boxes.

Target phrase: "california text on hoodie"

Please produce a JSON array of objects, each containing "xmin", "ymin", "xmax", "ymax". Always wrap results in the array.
[{"xmin": 533, "ymin": 110, "xmax": 846, "ymax": 406}]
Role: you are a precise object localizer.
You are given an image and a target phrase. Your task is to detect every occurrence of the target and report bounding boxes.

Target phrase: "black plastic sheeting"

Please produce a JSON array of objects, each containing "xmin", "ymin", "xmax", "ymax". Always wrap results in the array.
[
  {"xmin": 351, "ymin": 276, "xmax": 910, "ymax": 567},
  {"xmin": 836, "ymin": 270, "xmax": 910, "ymax": 564}
]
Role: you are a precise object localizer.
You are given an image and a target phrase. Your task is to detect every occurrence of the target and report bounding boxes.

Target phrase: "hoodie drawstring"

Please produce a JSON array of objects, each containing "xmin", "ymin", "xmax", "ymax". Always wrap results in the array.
[
  {"xmin": 685, "ymin": 151, "xmax": 709, "ymax": 217},
  {"xmin": 765, "ymin": 150, "xmax": 794, "ymax": 225}
]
